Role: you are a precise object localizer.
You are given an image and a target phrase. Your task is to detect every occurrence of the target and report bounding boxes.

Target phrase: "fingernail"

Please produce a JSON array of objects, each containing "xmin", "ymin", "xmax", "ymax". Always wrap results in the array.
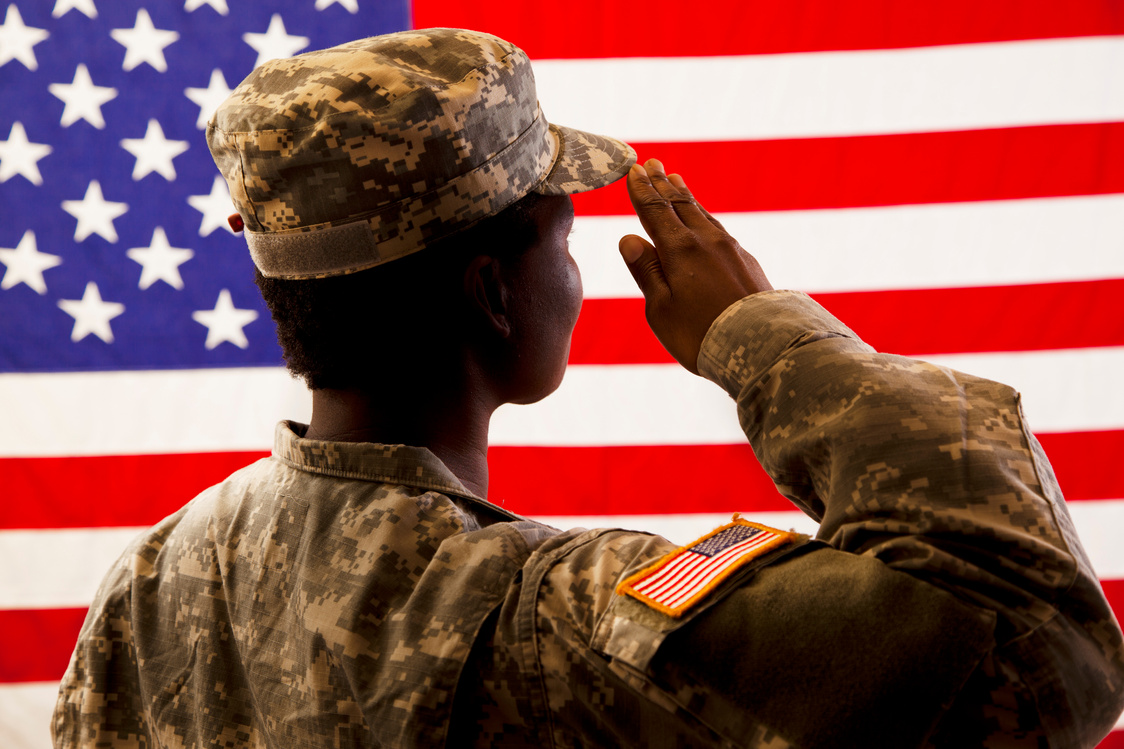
[
  {"xmin": 630, "ymin": 162, "xmax": 646, "ymax": 178},
  {"xmin": 619, "ymin": 236, "xmax": 644, "ymax": 263},
  {"xmin": 668, "ymin": 173, "xmax": 686, "ymax": 189},
  {"xmin": 647, "ymin": 158, "xmax": 665, "ymax": 173}
]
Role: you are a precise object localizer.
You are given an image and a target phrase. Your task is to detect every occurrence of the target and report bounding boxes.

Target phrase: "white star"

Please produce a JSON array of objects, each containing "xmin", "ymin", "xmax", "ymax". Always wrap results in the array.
[
  {"xmin": 126, "ymin": 227, "xmax": 193, "ymax": 290},
  {"xmin": 120, "ymin": 119, "xmax": 189, "ymax": 181},
  {"xmin": 110, "ymin": 8, "xmax": 178, "ymax": 73},
  {"xmin": 0, "ymin": 122, "xmax": 51, "ymax": 185},
  {"xmin": 61, "ymin": 180, "xmax": 128, "ymax": 242},
  {"xmin": 187, "ymin": 175, "xmax": 236, "ymax": 236},
  {"xmin": 243, "ymin": 14, "xmax": 308, "ymax": 69},
  {"xmin": 185, "ymin": 68, "xmax": 233, "ymax": 129},
  {"xmin": 184, "ymin": 0, "xmax": 227, "ymax": 14},
  {"xmin": 0, "ymin": 4, "xmax": 49, "ymax": 71},
  {"xmin": 49, "ymin": 64, "xmax": 117, "ymax": 128},
  {"xmin": 0, "ymin": 231, "xmax": 62, "ymax": 294},
  {"xmin": 192, "ymin": 289, "xmax": 258, "ymax": 349},
  {"xmin": 57, "ymin": 282, "xmax": 125, "ymax": 343},
  {"xmin": 315, "ymin": 0, "xmax": 359, "ymax": 12},
  {"xmin": 52, "ymin": 0, "xmax": 97, "ymax": 19}
]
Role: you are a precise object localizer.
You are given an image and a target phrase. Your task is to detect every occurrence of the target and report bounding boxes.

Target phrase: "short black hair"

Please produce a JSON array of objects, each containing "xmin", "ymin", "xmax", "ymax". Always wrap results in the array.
[{"xmin": 256, "ymin": 191, "xmax": 548, "ymax": 390}]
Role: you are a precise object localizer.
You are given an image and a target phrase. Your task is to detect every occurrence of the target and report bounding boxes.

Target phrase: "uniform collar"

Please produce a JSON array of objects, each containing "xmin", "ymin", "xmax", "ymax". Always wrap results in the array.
[{"xmin": 271, "ymin": 421, "xmax": 523, "ymax": 521}]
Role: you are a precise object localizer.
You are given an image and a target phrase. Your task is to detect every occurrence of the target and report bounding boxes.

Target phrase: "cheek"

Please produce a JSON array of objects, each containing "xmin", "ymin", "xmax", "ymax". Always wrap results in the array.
[
  {"xmin": 519, "ymin": 255, "xmax": 581, "ymax": 403},
  {"xmin": 560, "ymin": 255, "xmax": 583, "ymax": 330}
]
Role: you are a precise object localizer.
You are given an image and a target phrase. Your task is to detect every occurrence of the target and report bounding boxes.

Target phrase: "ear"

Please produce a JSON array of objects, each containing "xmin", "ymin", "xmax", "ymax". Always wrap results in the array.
[{"xmin": 464, "ymin": 255, "xmax": 512, "ymax": 337}]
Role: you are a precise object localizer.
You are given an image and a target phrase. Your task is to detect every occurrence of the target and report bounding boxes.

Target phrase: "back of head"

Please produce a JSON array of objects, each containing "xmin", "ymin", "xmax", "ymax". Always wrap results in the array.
[
  {"xmin": 255, "ymin": 192, "xmax": 551, "ymax": 391},
  {"xmin": 206, "ymin": 28, "xmax": 635, "ymax": 386}
]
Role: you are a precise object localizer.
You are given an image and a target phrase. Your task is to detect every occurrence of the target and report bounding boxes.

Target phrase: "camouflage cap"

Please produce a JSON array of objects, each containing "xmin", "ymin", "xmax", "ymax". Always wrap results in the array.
[{"xmin": 206, "ymin": 28, "xmax": 636, "ymax": 279}]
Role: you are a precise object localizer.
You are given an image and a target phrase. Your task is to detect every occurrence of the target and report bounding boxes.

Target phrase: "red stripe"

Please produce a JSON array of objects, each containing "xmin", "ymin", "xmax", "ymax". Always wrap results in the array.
[
  {"xmin": 2, "ymin": 451, "xmax": 268, "ymax": 529},
  {"xmin": 489, "ymin": 444, "xmax": 785, "ymax": 517},
  {"xmin": 0, "ymin": 445, "xmax": 779, "ymax": 529},
  {"xmin": 1, "ymin": 431, "xmax": 1120, "ymax": 530},
  {"xmin": 412, "ymin": 0, "xmax": 1124, "ymax": 58},
  {"xmin": 1100, "ymin": 730, "xmax": 1124, "ymax": 748},
  {"xmin": 1035, "ymin": 431, "xmax": 1124, "ymax": 504},
  {"xmin": 0, "ymin": 443, "xmax": 782, "ymax": 524},
  {"xmin": 655, "ymin": 535, "xmax": 775, "ymax": 607},
  {"xmin": 8, "ymin": 578, "xmax": 1124, "ymax": 685},
  {"xmin": 814, "ymin": 281, "xmax": 1124, "ymax": 356},
  {"xmin": 635, "ymin": 552, "xmax": 709, "ymax": 596},
  {"xmin": 572, "ymin": 280, "xmax": 1124, "ymax": 365},
  {"xmin": 491, "ymin": 433, "xmax": 1124, "ymax": 516},
  {"xmin": 571, "ymin": 123, "xmax": 1124, "ymax": 216},
  {"xmin": 640, "ymin": 536, "xmax": 765, "ymax": 600},
  {"xmin": 651, "ymin": 551, "xmax": 728, "ymax": 604},
  {"xmin": 1098, "ymin": 582, "xmax": 1124, "ymax": 748},
  {"xmin": 0, "ymin": 607, "xmax": 85, "ymax": 683}
]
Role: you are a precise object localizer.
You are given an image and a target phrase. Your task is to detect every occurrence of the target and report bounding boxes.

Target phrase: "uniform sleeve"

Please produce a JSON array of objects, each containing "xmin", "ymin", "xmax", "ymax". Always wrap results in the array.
[
  {"xmin": 514, "ymin": 290, "xmax": 1123, "ymax": 748},
  {"xmin": 524, "ymin": 526, "xmax": 1000, "ymax": 747},
  {"xmin": 691, "ymin": 290, "xmax": 1124, "ymax": 745},
  {"xmin": 52, "ymin": 544, "xmax": 153, "ymax": 749}
]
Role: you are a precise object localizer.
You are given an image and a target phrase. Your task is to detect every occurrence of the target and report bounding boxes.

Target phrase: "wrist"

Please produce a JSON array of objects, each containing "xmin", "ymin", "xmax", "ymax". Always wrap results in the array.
[{"xmin": 697, "ymin": 290, "xmax": 861, "ymax": 396}]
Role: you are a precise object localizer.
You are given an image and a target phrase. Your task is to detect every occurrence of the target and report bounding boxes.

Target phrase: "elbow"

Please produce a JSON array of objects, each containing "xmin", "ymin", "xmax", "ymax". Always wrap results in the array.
[{"xmin": 1018, "ymin": 598, "xmax": 1124, "ymax": 744}]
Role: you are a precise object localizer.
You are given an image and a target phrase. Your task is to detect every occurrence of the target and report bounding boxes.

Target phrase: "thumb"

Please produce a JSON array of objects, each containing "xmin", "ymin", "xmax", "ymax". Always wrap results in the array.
[{"xmin": 619, "ymin": 234, "xmax": 666, "ymax": 298}]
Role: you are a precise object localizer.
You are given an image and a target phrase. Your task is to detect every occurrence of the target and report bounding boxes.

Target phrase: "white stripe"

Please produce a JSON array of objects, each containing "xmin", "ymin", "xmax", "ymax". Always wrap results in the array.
[
  {"xmin": 536, "ymin": 37, "xmax": 1124, "ymax": 142},
  {"xmin": 571, "ymin": 195, "xmax": 1124, "ymax": 299},
  {"xmin": 0, "ymin": 528, "xmax": 145, "ymax": 609},
  {"xmin": 7, "ymin": 502, "xmax": 1122, "ymax": 610},
  {"xmin": 661, "ymin": 538, "xmax": 770, "ymax": 609},
  {"xmin": 495, "ymin": 349, "xmax": 1124, "ymax": 445},
  {"xmin": 1, "ymin": 347, "xmax": 1122, "ymax": 457},
  {"xmin": 0, "ymin": 682, "xmax": 57, "ymax": 749},
  {"xmin": 634, "ymin": 550, "xmax": 708, "ymax": 597},
  {"xmin": 637, "ymin": 535, "xmax": 762, "ymax": 600},
  {"xmin": 0, "ymin": 367, "xmax": 309, "ymax": 457},
  {"xmin": 540, "ymin": 512, "xmax": 821, "ymax": 545},
  {"xmin": 923, "ymin": 347, "xmax": 1124, "ymax": 434},
  {"xmin": 657, "ymin": 535, "xmax": 773, "ymax": 607},
  {"xmin": 1066, "ymin": 501, "xmax": 1124, "ymax": 582}
]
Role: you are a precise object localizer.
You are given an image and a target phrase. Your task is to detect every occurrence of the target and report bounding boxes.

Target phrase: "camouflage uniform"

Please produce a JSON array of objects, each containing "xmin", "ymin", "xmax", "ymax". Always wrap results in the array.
[{"xmin": 54, "ymin": 291, "xmax": 1124, "ymax": 748}]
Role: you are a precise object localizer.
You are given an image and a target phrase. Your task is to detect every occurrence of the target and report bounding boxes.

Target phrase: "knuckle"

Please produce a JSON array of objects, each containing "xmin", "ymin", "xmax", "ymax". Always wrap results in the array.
[
  {"xmin": 636, "ymin": 195, "xmax": 672, "ymax": 210},
  {"xmin": 716, "ymin": 234, "xmax": 740, "ymax": 252},
  {"xmin": 637, "ymin": 258, "xmax": 664, "ymax": 284},
  {"xmin": 702, "ymin": 231, "xmax": 739, "ymax": 253}
]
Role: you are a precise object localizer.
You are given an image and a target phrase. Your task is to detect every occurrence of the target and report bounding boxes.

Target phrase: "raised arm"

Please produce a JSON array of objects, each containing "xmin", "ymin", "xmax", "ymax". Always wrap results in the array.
[{"xmin": 614, "ymin": 159, "xmax": 1124, "ymax": 745}]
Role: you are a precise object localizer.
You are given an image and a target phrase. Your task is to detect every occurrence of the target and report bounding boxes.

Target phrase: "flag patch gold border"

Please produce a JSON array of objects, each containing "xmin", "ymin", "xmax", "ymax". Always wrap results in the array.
[{"xmin": 617, "ymin": 518, "xmax": 796, "ymax": 618}]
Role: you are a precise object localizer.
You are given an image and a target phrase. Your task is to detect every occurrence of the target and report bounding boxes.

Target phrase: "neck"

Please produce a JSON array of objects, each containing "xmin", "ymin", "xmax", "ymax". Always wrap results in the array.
[{"xmin": 303, "ymin": 386, "xmax": 495, "ymax": 498}]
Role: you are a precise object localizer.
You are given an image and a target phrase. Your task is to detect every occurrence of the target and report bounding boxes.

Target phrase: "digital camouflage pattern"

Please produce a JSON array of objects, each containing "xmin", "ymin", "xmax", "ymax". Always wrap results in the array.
[
  {"xmin": 206, "ymin": 28, "xmax": 635, "ymax": 279},
  {"xmin": 54, "ymin": 292, "xmax": 1124, "ymax": 747},
  {"xmin": 699, "ymin": 291, "xmax": 1124, "ymax": 746}
]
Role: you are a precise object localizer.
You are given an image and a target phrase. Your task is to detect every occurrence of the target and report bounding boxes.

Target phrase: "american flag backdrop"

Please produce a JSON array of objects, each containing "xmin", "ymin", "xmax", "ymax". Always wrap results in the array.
[{"xmin": 1, "ymin": 0, "xmax": 1122, "ymax": 746}]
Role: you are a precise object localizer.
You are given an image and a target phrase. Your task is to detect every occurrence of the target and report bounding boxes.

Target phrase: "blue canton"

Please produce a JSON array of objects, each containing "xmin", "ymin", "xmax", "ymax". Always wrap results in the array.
[
  {"xmin": 691, "ymin": 525, "xmax": 763, "ymax": 557},
  {"xmin": 0, "ymin": 0, "xmax": 410, "ymax": 374}
]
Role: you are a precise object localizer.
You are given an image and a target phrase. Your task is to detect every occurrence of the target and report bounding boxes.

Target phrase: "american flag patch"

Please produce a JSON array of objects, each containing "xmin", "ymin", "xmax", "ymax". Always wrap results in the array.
[{"xmin": 618, "ymin": 519, "xmax": 796, "ymax": 617}]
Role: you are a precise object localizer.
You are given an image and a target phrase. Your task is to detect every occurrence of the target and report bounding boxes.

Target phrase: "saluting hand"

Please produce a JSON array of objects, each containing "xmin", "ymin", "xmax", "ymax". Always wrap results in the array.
[{"xmin": 619, "ymin": 159, "xmax": 773, "ymax": 374}]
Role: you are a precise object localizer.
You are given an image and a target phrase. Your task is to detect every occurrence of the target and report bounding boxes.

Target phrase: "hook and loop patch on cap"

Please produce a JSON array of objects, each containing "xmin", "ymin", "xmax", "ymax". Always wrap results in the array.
[{"xmin": 618, "ymin": 519, "xmax": 797, "ymax": 618}]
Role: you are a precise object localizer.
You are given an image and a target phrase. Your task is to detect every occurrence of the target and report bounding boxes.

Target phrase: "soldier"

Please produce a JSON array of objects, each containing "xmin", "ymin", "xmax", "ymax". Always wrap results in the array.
[{"xmin": 54, "ymin": 28, "xmax": 1124, "ymax": 748}]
